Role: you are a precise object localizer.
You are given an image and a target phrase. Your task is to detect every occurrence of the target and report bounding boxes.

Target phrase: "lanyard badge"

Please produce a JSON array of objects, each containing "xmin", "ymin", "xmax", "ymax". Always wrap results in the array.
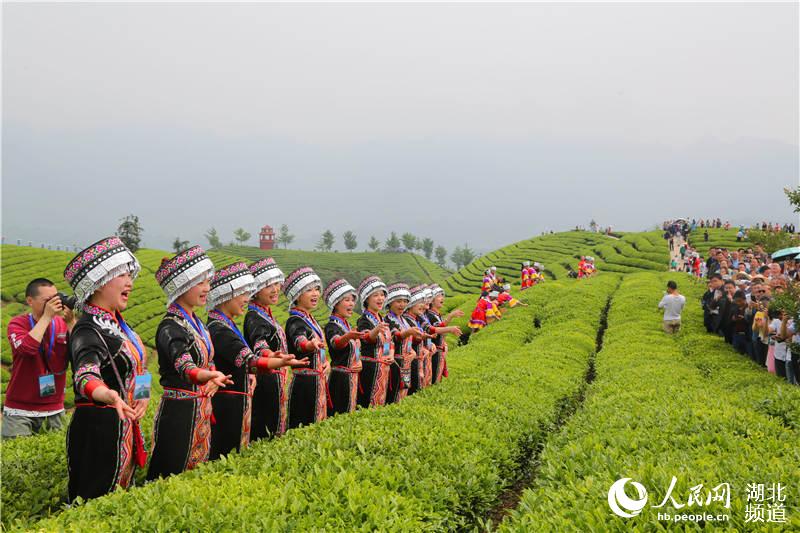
[
  {"xmin": 38, "ymin": 374, "xmax": 56, "ymax": 397},
  {"xmin": 134, "ymin": 373, "xmax": 152, "ymax": 400}
]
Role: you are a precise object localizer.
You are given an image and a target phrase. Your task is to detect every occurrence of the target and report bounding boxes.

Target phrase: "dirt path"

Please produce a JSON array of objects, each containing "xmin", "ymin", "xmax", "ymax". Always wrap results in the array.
[
  {"xmin": 484, "ymin": 283, "xmax": 620, "ymax": 530},
  {"xmin": 669, "ymin": 234, "xmax": 686, "ymax": 271}
]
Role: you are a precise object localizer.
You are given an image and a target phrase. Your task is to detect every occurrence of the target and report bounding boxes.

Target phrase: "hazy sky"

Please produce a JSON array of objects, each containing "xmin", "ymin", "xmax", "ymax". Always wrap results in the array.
[{"xmin": 3, "ymin": 2, "xmax": 798, "ymax": 255}]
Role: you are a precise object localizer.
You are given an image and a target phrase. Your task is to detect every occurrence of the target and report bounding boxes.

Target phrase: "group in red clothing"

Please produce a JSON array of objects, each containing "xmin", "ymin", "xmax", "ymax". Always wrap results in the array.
[
  {"xmin": 469, "ymin": 266, "xmax": 529, "ymax": 332},
  {"xmin": 520, "ymin": 261, "xmax": 544, "ymax": 290},
  {"xmin": 577, "ymin": 256, "xmax": 597, "ymax": 278}
]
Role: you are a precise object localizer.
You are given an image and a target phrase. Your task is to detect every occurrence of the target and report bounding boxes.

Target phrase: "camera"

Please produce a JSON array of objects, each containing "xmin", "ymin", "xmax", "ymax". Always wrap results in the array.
[{"xmin": 56, "ymin": 292, "xmax": 78, "ymax": 310}]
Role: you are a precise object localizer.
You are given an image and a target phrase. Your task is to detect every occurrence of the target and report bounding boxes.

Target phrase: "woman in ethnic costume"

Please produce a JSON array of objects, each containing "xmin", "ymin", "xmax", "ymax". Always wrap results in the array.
[
  {"xmin": 207, "ymin": 262, "xmax": 301, "ymax": 459},
  {"xmin": 244, "ymin": 258, "xmax": 299, "ymax": 440},
  {"xmin": 147, "ymin": 246, "xmax": 233, "ymax": 481},
  {"xmin": 521, "ymin": 261, "xmax": 531, "ymax": 290},
  {"xmin": 584, "ymin": 255, "xmax": 597, "ymax": 278},
  {"xmin": 532, "ymin": 262, "xmax": 545, "ymax": 285},
  {"xmin": 283, "ymin": 267, "xmax": 331, "ymax": 429},
  {"xmin": 414, "ymin": 286, "xmax": 434, "ymax": 387},
  {"xmin": 469, "ymin": 291, "xmax": 500, "ymax": 333},
  {"xmin": 64, "ymin": 236, "xmax": 148, "ymax": 502},
  {"xmin": 496, "ymin": 283, "xmax": 527, "ymax": 310},
  {"xmin": 424, "ymin": 284, "xmax": 464, "ymax": 385},
  {"xmin": 323, "ymin": 279, "xmax": 363, "ymax": 415},
  {"xmin": 355, "ymin": 276, "xmax": 393, "ymax": 408},
  {"xmin": 403, "ymin": 285, "xmax": 435, "ymax": 394},
  {"xmin": 577, "ymin": 256, "xmax": 588, "ymax": 279},
  {"xmin": 481, "ymin": 269, "xmax": 493, "ymax": 293},
  {"xmin": 422, "ymin": 286, "xmax": 442, "ymax": 386},
  {"xmin": 383, "ymin": 283, "xmax": 421, "ymax": 403}
]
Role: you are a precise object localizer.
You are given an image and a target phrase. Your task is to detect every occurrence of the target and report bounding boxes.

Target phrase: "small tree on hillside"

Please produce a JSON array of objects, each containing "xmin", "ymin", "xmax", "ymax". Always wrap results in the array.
[
  {"xmin": 460, "ymin": 243, "xmax": 477, "ymax": 266},
  {"xmin": 748, "ymin": 230, "xmax": 799, "ymax": 254},
  {"xmin": 421, "ymin": 238, "xmax": 434, "ymax": 260},
  {"xmin": 451, "ymin": 243, "xmax": 477, "ymax": 269},
  {"xmin": 277, "ymin": 224, "xmax": 295, "ymax": 249},
  {"xmin": 233, "ymin": 228, "xmax": 251, "ymax": 245},
  {"xmin": 317, "ymin": 230, "xmax": 335, "ymax": 251},
  {"xmin": 786, "ymin": 186, "xmax": 800, "ymax": 212},
  {"xmin": 435, "ymin": 245, "xmax": 448, "ymax": 267},
  {"xmin": 401, "ymin": 232, "xmax": 417, "ymax": 251},
  {"xmin": 385, "ymin": 232, "xmax": 401, "ymax": 252},
  {"xmin": 450, "ymin": 246, "xmax": 464, "ymax": 269},
  {"xmin": 205, "ymin": 227, "xmax": 222, "ymax": 248},
  {"xmin": 117, "ymin": 214, "xmax": 143, "ymax": 252},
  {"xmin": 173, "ymin": 237, "xmax": 190, "ymax": 253},
  {"xmin": 343, "ymin": 231, "xmax": 358, "ymax": 251},
  {"xmin": 368, "ymin": 235, "xmax": 380, "ymax": 251}
]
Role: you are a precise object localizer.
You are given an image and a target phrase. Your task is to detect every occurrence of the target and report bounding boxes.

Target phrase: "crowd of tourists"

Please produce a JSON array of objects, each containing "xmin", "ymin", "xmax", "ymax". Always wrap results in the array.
[
  {"xmin": 664, "ymin": 218, "xmax": 796, "ymax": 243},
  {"xmin": 3, "ymin": 237, "xmax": 465, "ymax": 502},
  {"xmin": 699, "ymin": 247, "xmax": 798, "ymax": 385},
  {"xmin": 670, "ymin": 239, "xmax": 763, "ymax": 278},
  {"xmin": 662, "ymin": 220, "xmax": 799, "ymax": 386},
  {"xmin": 665, "ymin": 218, "xmax": 797, "ymax": 234}
]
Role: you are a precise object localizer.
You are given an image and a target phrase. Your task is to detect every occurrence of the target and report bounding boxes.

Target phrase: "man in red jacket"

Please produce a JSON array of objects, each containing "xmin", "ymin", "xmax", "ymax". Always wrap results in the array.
[{"xmin": 3, "ymin": 278, "xmax": 75, "ymax": 438}]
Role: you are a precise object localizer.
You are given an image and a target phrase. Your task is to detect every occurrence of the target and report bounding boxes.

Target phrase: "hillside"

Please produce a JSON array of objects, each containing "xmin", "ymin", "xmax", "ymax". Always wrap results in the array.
[
  {"xmin": 443, "ymin": 230, "xmax": 669, "ymax": 295},
  {"xmin": 0, "ymin": 232, "xmax": 668, "ymax": 380},
  {"xmin": 214, "ymin": 246, "xmax": 451, "ymax": 287},
  {"xmin": 0, "ymin": 230, "xmax": 668, "ymax": 413},
  {"xmin": 3, "ymin": 231, "xmax": 800, "ymax": 531},
  {"xmin": 687, "ymin": 227, "xmax": 750, "ymax": 255}
]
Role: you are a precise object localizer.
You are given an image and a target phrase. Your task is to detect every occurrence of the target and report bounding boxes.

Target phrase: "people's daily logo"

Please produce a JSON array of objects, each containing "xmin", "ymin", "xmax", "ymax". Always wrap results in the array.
[
  {"xmin": 607, "ymin": 478, "xmax": 648, "ymax": 518},
  {"xmin": 606, "ymin": 476, "xmax": 789, "ymax": 524}
]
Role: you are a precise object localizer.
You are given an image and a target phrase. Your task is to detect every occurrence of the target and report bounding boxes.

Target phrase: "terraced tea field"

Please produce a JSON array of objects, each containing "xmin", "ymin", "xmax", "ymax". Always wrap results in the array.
[{"xmin": 2, "ymin": 230, "xmax": 797, "ymax": 531}]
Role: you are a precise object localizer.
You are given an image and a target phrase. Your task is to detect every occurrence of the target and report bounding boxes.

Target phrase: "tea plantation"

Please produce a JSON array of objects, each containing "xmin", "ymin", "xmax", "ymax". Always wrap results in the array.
[{"xmin": 1, "ymin": 230, "xmax": 798, "ymax": 531}]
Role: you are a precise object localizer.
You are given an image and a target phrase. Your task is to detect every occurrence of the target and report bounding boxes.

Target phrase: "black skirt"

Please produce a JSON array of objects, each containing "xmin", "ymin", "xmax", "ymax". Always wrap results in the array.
[
  {"xmin": 147, "ymin": 392, "xmax": 212, "ymax": 480},
  {"xmin": 67, "ymin": 406, "xmax": 134, "ymax": 502},
  {"xmin": 357, "ymin": 358, "xmax": 390, "ymax": 408},
  {"xmin": 328, "ymin": 368, "xmax": 358, "ymax": 416},
  {"xmin": 251, "ymin": 370, "xmax": 287, "ymax": 441},
  {"xmin": 409, "ymin": 358, "xmax": 422, "ymax": 395},
  {"xmin": 385, "ymin": 358, "xmax": 410, "ymax": 404},
  {"xmin": 288, "ymin": 372, "xmax": 327, "ymax": 429},
  {"xmin": 357, "ymin": 359, "xmax": 379, "ymax": 408},
  {"xmin": 386, "ymin": 362, "xmax": 401, "ymax": 404},
  {"xmin": 210, "ymin": 392, "xmax": 250, "ymax": 459},
  {"xmin": 431, "ymin": 351, "xmax": 443, "ymax": 385}
]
